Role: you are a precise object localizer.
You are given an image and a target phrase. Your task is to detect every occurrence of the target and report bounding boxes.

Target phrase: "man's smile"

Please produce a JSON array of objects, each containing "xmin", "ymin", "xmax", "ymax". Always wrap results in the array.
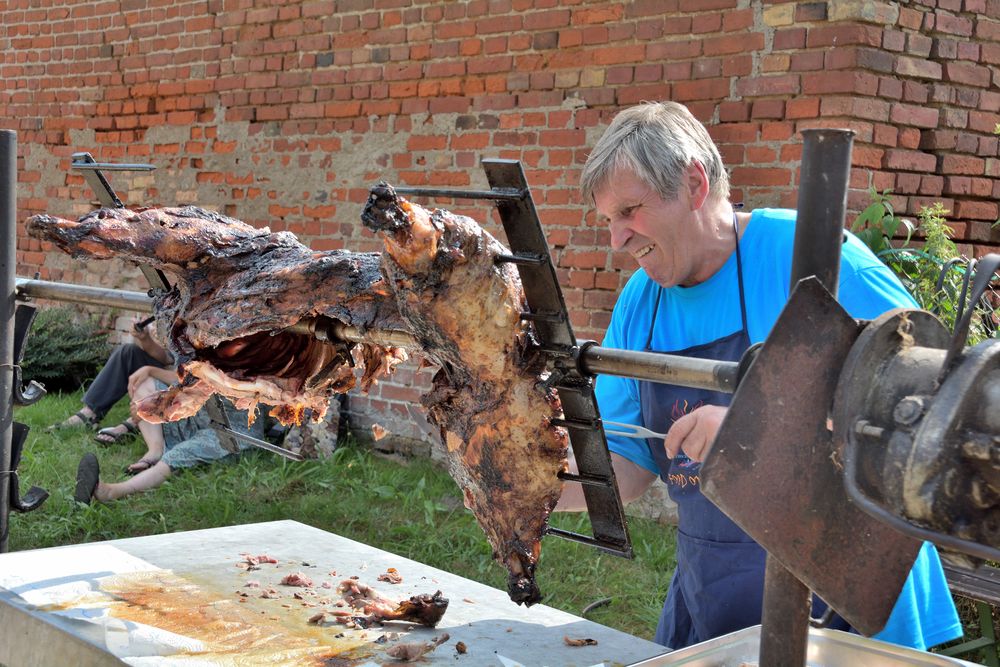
[{"xmin": 634, "ymin": 243, "xmax": 655, "ymax": 258}]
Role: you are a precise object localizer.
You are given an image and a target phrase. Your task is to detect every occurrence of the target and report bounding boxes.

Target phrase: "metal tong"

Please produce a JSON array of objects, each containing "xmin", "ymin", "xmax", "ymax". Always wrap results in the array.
[{"xmin": 601, "ymin": 420, "xmax": 667, "ymax": 440}]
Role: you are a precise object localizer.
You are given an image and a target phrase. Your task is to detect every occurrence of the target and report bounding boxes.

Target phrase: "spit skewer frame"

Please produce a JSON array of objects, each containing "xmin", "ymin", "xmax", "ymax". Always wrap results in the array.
[{"xmin": 67, "ymin": 154, "xmax": 302, "ymax": 462}]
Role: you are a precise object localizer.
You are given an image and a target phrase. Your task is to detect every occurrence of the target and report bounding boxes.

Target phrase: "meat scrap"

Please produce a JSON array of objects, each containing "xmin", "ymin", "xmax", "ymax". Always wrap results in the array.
[
  {"xmin": 563, "ymin": 636, "xmax": 598, "ymax": 647},
  {"xmin": 28, "ymin": 186, "xmax": 570, "ymax": 606},
  {"xmin": 280, "ymin": 572, "xmax": 314, "ymax": 587},
  {"xmin": 260, "ymin": 588, "xmax": 280, "ymax": 599},
  {"xmin": 377, "ymin": 568, "xmax": 403, "ymax": 584},
  {"xmin": 337, "ymin": 579, "xmax": 448, "ymax": 628},
  {"xmin": 386, "ymin": 633, "xmax": 450, "ymax": 662},
  {"xmin": 240, "ymin": 553, "xmax": 278, "ymax": 570}
]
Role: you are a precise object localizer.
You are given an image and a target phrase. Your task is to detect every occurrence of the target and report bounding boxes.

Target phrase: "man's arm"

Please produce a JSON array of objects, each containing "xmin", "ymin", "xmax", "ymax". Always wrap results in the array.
[
  {"xmin": 556, "ymin": 451, "xmax": 657, "ymax": 512},
  {"xmin": 132, "ymin": 320, "xmax": 173, "ymax": 365}
]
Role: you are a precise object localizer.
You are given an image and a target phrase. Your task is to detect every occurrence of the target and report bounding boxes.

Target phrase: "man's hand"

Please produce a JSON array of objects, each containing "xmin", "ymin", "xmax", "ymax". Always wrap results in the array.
[
  {"xmin": 132, "ymin": 316, "xmax": 153, "ymax": 343},
  {"xmin": 127, "ymin": 366, "xmax": 154, "ymax": 396},
  {"xmin": 663, "ymin": 405, "xmax": 727, "ymax": 462},
  {"xmin": 131, "ymin": 316, "xmax": 173, "ymax": 365}
]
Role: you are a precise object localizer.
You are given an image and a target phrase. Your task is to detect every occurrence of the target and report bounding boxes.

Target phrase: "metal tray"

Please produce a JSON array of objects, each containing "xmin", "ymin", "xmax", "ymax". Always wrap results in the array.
[{"xmin": 628, "ymin": 625, "xmax": 978, "ymax": 667}]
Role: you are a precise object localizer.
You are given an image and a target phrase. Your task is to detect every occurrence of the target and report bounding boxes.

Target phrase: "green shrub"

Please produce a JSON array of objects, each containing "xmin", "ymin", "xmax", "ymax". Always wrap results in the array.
[
  {"xmin": 20, "ymin": 306, "xmax": 111, "ymax": 392},
  {"xmin": 852, "ymin": 189, "xmax": 998, "ymax": 344}
]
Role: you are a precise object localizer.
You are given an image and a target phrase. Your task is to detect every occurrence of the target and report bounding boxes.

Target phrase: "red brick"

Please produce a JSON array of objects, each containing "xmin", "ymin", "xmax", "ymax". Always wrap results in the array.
[
  {"xmin": 615, "ymin": 83, "xmax": 670, "ymax": 106},
  {"xmin": 734, "ymin": 74, "xmax": 800, "ymax": 97},
  {"xmin": 773, "ymin": 28, "xmax": 806, "ymax": 50},
  {"xmin": 945, "ymin": 156, "xmax": 987, "ymax": 180},
  {"xmin": 955, "ymin": 200, "xmax": 999, "ymax": 220},
  {"xmin": 702, "ymin": 32, "xmax": 764, "ymax": 56},
  {"xmin": 895, "ymin": 56, "xmax": 943, "ymax": 80},
  {"xmin": 730, "ymin": 167, "xmax": 791, "ymax": 186},
  {"xmin": 719, "ymin": 101, "xmax": 750, "ymax": 122},
  {"xmin": 884, "ymin": 149, "xmax": 938, "ymax": 173},
  {"xmin": 889, "ymin": 103, "xmax": 940, "ymax": 129},
  {"xmin": 672, "ymin": 78, "xmax": 730, "ymax": 101},
  {"xmin": 807, "ymin": 24, "xmax": 883, "ymax": 48}
]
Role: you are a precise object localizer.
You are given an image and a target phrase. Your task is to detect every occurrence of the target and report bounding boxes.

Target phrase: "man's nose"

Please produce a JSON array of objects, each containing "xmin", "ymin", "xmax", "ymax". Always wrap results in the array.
[{"xmin": 608, "ymin": 218, "xmax": 631, "ymax": 251}]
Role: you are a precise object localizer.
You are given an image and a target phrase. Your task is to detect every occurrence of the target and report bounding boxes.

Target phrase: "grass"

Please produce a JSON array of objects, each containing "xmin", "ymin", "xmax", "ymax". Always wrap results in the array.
[{"xmin": 10, "ymin": 389, "xmax": 675, "ymax": 640}]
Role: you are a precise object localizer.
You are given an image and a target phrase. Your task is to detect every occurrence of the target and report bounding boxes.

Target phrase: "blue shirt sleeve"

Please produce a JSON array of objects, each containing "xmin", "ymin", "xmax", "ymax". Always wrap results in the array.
[{"xmin": 595, "ymin": 279, "xmax": 660, "ymax": 475}]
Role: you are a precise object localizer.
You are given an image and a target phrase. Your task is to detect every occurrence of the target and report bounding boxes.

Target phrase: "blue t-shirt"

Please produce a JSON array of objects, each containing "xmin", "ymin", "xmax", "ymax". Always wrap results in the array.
[{"xmin": 596, "ymin": 208, "xmax": 961, "ymax": 649}]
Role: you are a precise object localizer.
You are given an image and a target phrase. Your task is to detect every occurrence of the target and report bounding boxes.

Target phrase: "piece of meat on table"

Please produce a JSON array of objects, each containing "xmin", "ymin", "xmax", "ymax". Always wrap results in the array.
[
  {"xmin": 362, "ymin": 184, "xmax": 569, "ymax": 606},
  {"xmin": 385, "ymin": 633, "xmax": 450, "ymax": 662},
  {"xmin": 337, "ymin": 579, "xmax": 448, "ymax": 628},
  {"xmin": 26, "ymin": 206, "xmax": 407, "ymax": 425}
]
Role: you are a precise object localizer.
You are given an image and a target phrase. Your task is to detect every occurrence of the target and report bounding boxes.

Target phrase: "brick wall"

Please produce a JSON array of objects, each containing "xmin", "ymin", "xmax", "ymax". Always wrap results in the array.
[{"xmin": 3, "ymin": 0, "xmax": 999, "ymax": 448}]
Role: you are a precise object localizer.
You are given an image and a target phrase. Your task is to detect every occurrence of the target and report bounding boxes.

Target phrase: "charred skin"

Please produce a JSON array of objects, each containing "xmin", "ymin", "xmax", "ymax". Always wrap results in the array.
[
  {"xmin": 27, "ymin": 206, "xmax": 406, "ymax": 423},
  {"xmin": 362, "ymin": 184, "xmax": 569, "ymax": 605},
  {"xmin": 381, "ymin": 591, "xmax": 449, "ymax": 627}
]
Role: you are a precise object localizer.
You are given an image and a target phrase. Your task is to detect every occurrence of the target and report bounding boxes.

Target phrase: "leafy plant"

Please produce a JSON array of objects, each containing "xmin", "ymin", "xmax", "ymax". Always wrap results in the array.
[
  {"xmin": 850, "ymin": 188, "xmax": 915, "ymax": 257},
  {"xmin": 851, "ymin": 191, "xmax": 998, "ymax": 344},
  {"xmin": 20, "ymin": 306, "xmax": 111, "ymax": 392}
]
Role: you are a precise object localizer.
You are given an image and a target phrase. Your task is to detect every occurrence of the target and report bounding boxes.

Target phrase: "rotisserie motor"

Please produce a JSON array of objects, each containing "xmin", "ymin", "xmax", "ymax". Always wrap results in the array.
[{"xmin": 27, "ymin": 189, "xmax": 569, "ymax": 605}]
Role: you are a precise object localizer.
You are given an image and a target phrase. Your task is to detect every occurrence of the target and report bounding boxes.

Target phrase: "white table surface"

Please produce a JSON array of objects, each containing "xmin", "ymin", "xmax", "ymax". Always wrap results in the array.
[{"xmin": 0, "ymin": 520, "xmax": 667, "ymax": 666}]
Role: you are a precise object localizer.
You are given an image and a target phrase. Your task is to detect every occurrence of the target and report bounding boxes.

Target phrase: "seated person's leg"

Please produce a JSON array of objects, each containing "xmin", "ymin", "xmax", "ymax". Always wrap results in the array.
[
  {"xmin": 50, "ymin": 343, "xmax": 162, "ymax": 430},
  {"xmin": 127, "ymin": 375, "xmax": 167, "ymax": 473}
]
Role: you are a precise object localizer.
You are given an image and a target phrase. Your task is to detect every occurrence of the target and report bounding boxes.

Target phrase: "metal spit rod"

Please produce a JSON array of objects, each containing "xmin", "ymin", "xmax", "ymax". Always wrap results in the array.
[{"xmin": 14, "ymin": 278, "xmax": 739, "ymax": 393}]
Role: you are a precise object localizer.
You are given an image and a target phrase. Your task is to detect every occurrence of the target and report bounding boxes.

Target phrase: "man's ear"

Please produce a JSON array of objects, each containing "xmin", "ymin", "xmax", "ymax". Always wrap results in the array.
[{"xmin": 686, "ymin": 161, "xmax": 710, "ymax": 211}]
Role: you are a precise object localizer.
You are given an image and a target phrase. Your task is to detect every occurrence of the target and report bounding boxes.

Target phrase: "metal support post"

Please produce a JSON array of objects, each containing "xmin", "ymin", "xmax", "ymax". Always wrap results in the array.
[
  {"xmin": 758, "ymin": 128, "xmax": 854, "ymax": 666},
  {"xmin": 1, "ymin": 131, "xmax": 17, "ymax": 553}
]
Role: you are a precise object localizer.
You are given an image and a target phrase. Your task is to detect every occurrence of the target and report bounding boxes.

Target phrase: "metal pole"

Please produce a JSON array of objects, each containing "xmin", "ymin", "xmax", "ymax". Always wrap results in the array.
[
  {"xmin": 580, "ymin": 346, "xmax": 738, "ymax": 393},
  {"xmin": 789, "ymin": 129, "xmax": 854, "ymax": 299},
  {"xmin": 758, "ymin": 128, "xmax": 854, "ymax": 667},
  {"xmin": 15, "ymin": 278, "xmax": 153, "ymax": 312},
  {"xmin": 16, "ymin": 277, "xmax": 744, "ymax": 392},
  {"xmin": 0, "ymin": 131, "xmax": 17, "ymax": 553}
]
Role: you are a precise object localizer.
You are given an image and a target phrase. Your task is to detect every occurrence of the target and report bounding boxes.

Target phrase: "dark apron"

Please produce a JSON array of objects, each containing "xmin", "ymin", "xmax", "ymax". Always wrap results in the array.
[{"xmin": 641, "ymin": 215, "xmax": 847, "ymax": 648}]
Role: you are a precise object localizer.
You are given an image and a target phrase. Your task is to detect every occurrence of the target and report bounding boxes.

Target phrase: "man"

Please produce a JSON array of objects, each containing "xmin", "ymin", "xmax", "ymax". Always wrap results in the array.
[{"xmin": 557, "ymin": 101, "xmax": 961, "ymax": 650}]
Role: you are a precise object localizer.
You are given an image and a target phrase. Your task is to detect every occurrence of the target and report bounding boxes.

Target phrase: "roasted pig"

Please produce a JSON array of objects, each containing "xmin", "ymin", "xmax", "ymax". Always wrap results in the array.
[{"xmin": 27, "ymin": 191, "xmax": 569, "ymax": 605}]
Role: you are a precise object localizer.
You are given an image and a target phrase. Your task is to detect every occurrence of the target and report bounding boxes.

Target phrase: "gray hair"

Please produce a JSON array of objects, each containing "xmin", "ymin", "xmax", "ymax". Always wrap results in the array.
[{"xmin": 580, "ymin": 101, "xmax": 730, "ymax": 204}]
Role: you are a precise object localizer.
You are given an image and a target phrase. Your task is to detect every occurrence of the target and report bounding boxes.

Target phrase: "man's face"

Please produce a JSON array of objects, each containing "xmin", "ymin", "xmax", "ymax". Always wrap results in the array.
[{"xmin": 592, "ymin": 168, "xmax": 697, "ymax": 288}]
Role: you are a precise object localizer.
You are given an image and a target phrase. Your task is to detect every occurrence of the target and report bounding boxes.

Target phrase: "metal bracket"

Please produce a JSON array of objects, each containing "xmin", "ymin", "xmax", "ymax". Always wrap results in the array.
[
  {"xmin": 72, "ymin": 155, "xmax": 251, "ymax": 458},
  {"xmin": 398, "ymin": 160, "xmax": 633, "ymax": 558},
  {"xmin": 12, "ymin": 303, "xmax": 45, "ymax": 406},
  {"xmin": 3, "ymin": 302, "xmax": 49, "ymax": 514},
  {"xmin": 71, "ymin": 153, "xmax": 168, "ymax": 295},
  {"xmin": 8, "ymin": 422, "xmax": 48, "ymax": 513}
]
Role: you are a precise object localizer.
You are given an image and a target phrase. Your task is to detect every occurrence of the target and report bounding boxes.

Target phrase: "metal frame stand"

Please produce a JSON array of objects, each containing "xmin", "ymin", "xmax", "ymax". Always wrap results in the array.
[
  {"xmin": 398, "ymin": 159, "xmax": 632, "ymax": 558},
  {"xmin": 1, "ymin": 131, "xmax": 15, "ymax": 553}
]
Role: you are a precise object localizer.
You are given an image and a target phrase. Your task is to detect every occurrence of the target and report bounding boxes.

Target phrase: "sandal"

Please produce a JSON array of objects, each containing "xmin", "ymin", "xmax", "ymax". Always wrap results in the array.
[
  {"xmin": 74, "ymin": 453, "xmax": 101, "ymax": 504},
  {"xmin": 125, "ymin": 457, "xmax": 159, "ymax": 476},
  {"xmin": 95, "ymin": 420, "xmax": 139, "ymax": 446},
  {"xmin": 47, "ymin": 410, "xmax": 99, "ymax": 432}
]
